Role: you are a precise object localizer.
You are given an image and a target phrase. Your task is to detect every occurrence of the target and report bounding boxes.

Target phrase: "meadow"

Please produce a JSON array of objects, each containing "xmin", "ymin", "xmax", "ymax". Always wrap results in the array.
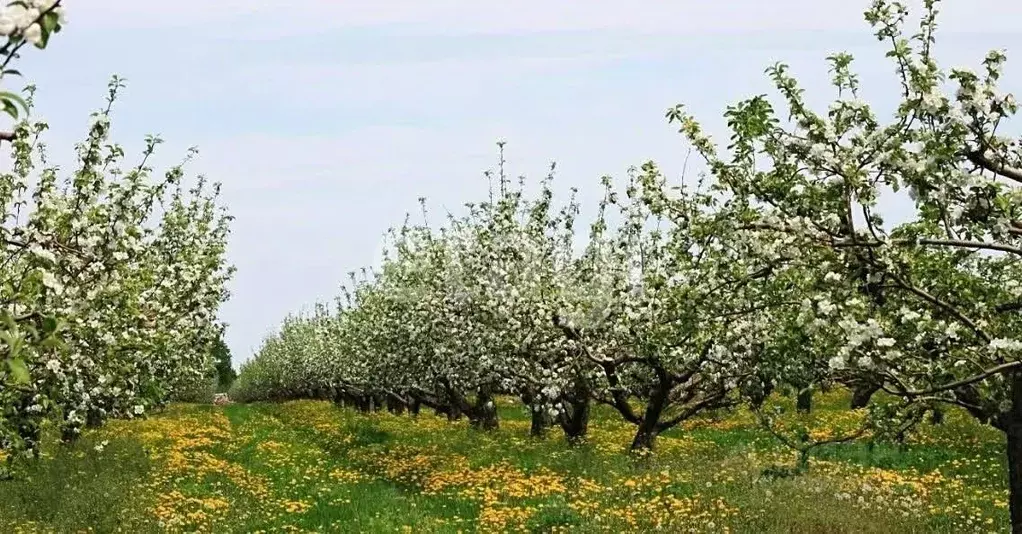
[{"xmin": 0, "ymin": 390, "xmax": 1009, "ymax": 533}]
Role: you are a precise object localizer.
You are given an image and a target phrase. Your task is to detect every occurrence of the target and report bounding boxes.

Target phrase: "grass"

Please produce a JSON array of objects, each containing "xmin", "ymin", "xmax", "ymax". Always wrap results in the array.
[{"xmin": 0, "ymin": 390, "xmax": 1010, "ymax": 533}]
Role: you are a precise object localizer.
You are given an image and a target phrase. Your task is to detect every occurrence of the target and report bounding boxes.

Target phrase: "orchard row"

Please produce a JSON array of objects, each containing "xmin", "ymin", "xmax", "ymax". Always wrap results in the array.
[{"xmin": 233, "ymin": 1, "xmax": 1022, "ymax": 529}]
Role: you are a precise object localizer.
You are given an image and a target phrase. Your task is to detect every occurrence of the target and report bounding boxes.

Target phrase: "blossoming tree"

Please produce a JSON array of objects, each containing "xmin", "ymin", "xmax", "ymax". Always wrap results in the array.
[
  {"xmin": 1, "ymin": 1, "xmax": 235, "ymax": 475},
  {"xmin": 666, "ymin": 0, "xmax": 1022, "ymax": 527}
]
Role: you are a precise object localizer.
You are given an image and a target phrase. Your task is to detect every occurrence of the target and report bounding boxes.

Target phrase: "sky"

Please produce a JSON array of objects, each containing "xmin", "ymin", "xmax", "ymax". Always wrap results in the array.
[{"xmin": 16, "ymin": 1, "xmax": 1022, "ymax": 367}]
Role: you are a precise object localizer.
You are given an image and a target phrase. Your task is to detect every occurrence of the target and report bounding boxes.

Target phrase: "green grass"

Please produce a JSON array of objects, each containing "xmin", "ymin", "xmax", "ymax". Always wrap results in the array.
[{"xmin": 0, "ymin": 390, "xmax": 1011, "ymax": 533}]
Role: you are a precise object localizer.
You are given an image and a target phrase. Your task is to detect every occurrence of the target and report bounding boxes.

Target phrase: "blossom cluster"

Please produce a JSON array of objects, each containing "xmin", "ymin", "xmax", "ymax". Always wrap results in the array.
[{"xmin": 0, "ymin": 0, "xmax": 65, "ymax": 44}]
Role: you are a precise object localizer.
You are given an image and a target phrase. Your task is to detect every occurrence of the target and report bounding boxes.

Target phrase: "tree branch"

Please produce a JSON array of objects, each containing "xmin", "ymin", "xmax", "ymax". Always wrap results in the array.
[
  {"xmin": 888, "ymin": 273, "xmax": 991, "ymax": 343},
  {"xmin": 967, "ymin": 150, "xmax": 1022, "ymax": 184},
  {"xmin": 894, "ymin": 360, "xmax": 1022, "ymax": 397}
]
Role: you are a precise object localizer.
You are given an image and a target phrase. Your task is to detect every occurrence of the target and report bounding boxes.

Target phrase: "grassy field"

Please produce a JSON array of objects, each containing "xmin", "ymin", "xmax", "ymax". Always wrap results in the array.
[{"xmin": 0, "ymin": 390, "xmax": 1009, "ymax": 533}]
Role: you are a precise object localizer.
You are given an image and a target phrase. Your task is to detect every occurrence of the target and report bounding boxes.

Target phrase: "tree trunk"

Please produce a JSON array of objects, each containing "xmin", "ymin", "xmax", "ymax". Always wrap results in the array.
[
  {"xmin": 560, "ymin": 397, "xmax": 591, "ymax": 443},
  {"xmin": 386, "ymin": 397, "xmax": 406, "ymax": 415},
  {"xmin": 530, "ymin": 406, "xmax": 550, "ymax": 438},
  {"xmin": 469, "ymin": 390, "xmax": 499, "ymax": 431},
  {"xmin": 60, "ymin": 426, "xmax": 79, "ymax": 444},
  {"xmin": 409, "ymin": 400, "xmax": 421, "ymax": 416},
  {"xmin": 86, "ymin": 410, "xmax": 104, "ymax": 429},
  {"xmin": 629, "ymin": 383, "xmax": 668, "ymax": 452},
  {"xmin": 1005, "ymin": 373, "xmax": 1022, "ymax": 533},
  {"xmin": 521, "ymin": 390, "xmax": 550, "ymax": 438},
  {"xmin": 796, "ymin": 388, "xmax": 813, "ymax": 414},
  {"xmin": 749, "ymin": 379, "xmax": 775, "ymax": 410},
  {"xmin": 339, "ymin": 391, "xmax": 355, "ymax": 408},
  {"xmin": 442, "ymin": 385, "xmax": 467, "ymax": 421},
  {"xmin": 1006, "ymin": 424, "xmax": 1022, "ymax": 534},
  {"xmin": 630, "ymin": 423, "xmax": 659, "ymax": 452},
  {"xmin": 356, "ymin": 396, "xmax": 372, "ymax": 413},
  {"xmin": 850, "ymin": 382, "xmax": 879, "ymax": 409}
]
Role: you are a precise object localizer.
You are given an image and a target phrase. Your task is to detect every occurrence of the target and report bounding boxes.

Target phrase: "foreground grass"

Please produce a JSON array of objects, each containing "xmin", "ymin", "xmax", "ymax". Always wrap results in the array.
[{"xmin": 0, "ymin": 390, "xmax": 1009, "ymax": 533}]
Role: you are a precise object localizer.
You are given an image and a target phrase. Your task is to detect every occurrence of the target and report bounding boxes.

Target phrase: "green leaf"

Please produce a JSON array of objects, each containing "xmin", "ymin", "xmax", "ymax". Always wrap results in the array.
[
  {"xmin": 41, "ymin": 316, "xmax": 58, "ymax": 335},
  {"xmin": 40, "ymin": 335, "xmax": 65, "ymax": 351},
  {"xmin": 41, "ymin": 11, "xmax": 60, "ymax": 34},
  {"xmin": 0, "ymin": 330, "xmax": 24, "ymax": 360},
  {"xmin": 0, "ymin": 90, "xmax": 28, "ymax": 116},
  {"xmin": 7, "ymin": 358, "xmax": 30, "ymax": 385},
  {"xmin": 1, "ymin": 100, "xmax": 18, "ymax": 120}
]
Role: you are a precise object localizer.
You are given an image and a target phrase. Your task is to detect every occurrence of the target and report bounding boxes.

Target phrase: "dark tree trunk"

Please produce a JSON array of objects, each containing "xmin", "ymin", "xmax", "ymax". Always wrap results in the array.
[
  {"xmin": 559, "ymin": 396, "xmax": 591, "ymax": 443},
  {"xmin": 386, "ymin": 397, "xmax": 406, "ymax": 415},
  {"xmin": 520, "ymin": 390, "xmax": 550, "ymax": 438},
  {"xmin": 1007, "ymin": 425, "xmax": 1022, "ymax": 534},
  {"xmin": 796, "ymin": 388, "xmax": 813, "ymax": 414},
  {"xmin": 630, "ymin": 423, "xmax": 659, "ymax": 452},
  {"xmin": 356, "ymin": 396, "xmax": 372, "ymax": 413},
  {"xmin": 60, "ymin": 426, "xmax": 78, "ymax": 444},
  {"xmin": 22, "ymin": 419, "xmax": 42, "ymax": 452},
  {"xmin": 336, "ymin": 391, "xmax": 354, "ymax": 408},
  {"xmin": 629, "ymin": 384, "xmax": 668, "ymax": 452},
  {"xmin": 469, "ymin": 389, "xmax": 499, "ymax": 431},
  {"xmin": 748, "ymin": 379, "xmax": 775, "ymax": 410},
  {"xmin": 409, "ymin": 400, "xmax": 421, "ymax": 416},
  {"xmin": 442, "ymin": 385, "xmax": 468, "ymax": 422},
  {"xmin": 850, "ymin": 382, "xmax": 880, "ymax": 409},
  {"xmin": 530, "ymin": 406, "xmax": 550, "ymax": 438},
  {"xmin": 86, "ymin": 410, "xmax": 104, "ymax": 429},
  {"xmin": 1005, "ymin": 373, "xmax": 1022, "ymax": 534}
]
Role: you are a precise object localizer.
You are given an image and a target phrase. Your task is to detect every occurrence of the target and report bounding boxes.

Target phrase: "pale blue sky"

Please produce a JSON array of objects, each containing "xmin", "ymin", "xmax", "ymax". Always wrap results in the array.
[{"xmin": 19, "ymin": 1, "xmax": 1022, "ymax": 366}]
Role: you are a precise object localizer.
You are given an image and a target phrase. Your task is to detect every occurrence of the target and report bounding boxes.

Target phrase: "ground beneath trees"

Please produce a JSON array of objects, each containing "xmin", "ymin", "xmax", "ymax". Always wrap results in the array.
[{"xmin": 0, "ymin": 391, "xmax": 1010, "ymax": 533}]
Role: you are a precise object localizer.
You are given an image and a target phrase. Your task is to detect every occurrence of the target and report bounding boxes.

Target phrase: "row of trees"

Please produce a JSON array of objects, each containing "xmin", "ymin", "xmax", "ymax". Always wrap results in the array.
[
  {"xmin": 230, "ymin": 146, "xmax": 826, "ymax": 448},
  {"xmin": 233, "ymin": 1, "xmax": 1022, "ymax": 529},
  {"xmin": 0, "ymin": 1, "xmax": 235, "ymax": 476}
]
